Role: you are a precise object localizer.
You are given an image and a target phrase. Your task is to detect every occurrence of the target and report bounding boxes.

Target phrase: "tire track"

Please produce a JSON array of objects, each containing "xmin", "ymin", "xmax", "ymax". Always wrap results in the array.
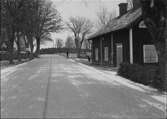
[{"xmin": 42, "ymin": 56, "xmax": 52, "ymax": 119}]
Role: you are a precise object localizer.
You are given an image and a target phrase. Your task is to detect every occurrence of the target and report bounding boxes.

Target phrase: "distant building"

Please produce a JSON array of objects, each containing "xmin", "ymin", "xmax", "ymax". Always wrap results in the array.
[{"xmin": 88, "ymin": 0, "xmax": 158, "ymax": 67}]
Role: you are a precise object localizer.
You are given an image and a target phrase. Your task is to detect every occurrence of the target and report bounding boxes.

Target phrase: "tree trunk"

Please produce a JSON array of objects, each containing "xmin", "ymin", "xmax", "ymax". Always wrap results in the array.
[
  {"xmin": 77, "ymin": 47, "xmax": 81, "ymax": 58},
  {"xmin": 27, "ymin": 35, "xmax": 34, "ymax": 59},
  {"xmin": 9, "ymin": 34, "xmax": 15, "ymax": 64},
  {"xmin": 154, "ymin": 20, "xmax": 167, "ymax": 91},
  {"xmin": 29, "ymin": 37, "xmax": 34, "ymax": 59},
  {"xmin": 78, "ymin": 41, "xmax": 84, "ymax": 58},
  {"xmin": 164, "ymin": 19, "xmax": 167, "ymax": 92},
  {"xmin": 140, "ymin": 0, "xmax": 167, "ymax": 91},
  {"xmin": 74, "ymin": 37, "xmax": 80, "ymax": 58},
  {"xmin": 16, "ymin": 33, "xmax": 21, "ymax": 62},
  {"xmin": 158, "ymin": 51, "xmax": 166, "ymax": 91},
  {"xmin": 77, "ymin": 42, "xmax": 81, "ymax": 58},
  {"xmin": 0, "ymin": 36, "xmax": 5, "ymax": 48},
  {"xmin": 0, "ymin": 28, "xmax": 7, "ymax": 48},
  {"xmin": 157, "ymin": 18, "xmax": 167, "ymax": 92},
  {"xmin": 35, "ymin": 37, "xmax": 40, "ymax": 57},
  {"xmin": 77, "ymin": 34, "xmax": 86, "ymax": 58},
  {"xmin": 149, "ymin": 34, "xmax": 166, "ymax": 91},
  {"xmin": 24, "ymin": 35, "xmax": 29, "ymax": 48}
]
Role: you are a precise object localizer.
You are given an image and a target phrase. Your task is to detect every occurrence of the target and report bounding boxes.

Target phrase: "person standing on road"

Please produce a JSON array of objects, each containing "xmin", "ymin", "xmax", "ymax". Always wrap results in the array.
[{"xmin": 66, "ymin": 51, "xmax": 69, "ymax": 58}]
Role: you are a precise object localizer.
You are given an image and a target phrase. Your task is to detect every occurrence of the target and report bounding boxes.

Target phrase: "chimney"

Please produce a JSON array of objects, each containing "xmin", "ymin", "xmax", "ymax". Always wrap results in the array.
[
  {"xmin": 132, "ymin": 0, "xmax": 141, "ymax": 9},
  {"xmin": 119, "ymin": 3, "xmax": 128, "ymax": 16}
]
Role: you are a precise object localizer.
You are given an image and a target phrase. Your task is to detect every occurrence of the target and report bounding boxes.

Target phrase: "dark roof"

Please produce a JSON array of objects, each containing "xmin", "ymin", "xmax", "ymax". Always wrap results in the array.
[{"xmin": 88, "ymin": 8, "xmax": 142, "ymax": 40}]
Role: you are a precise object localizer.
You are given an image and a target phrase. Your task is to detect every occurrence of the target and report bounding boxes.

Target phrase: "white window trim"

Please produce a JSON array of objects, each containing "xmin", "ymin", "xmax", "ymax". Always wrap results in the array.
[{"xmin": 139, "ymin": 20, "xmax": 147, "ymax": 28}]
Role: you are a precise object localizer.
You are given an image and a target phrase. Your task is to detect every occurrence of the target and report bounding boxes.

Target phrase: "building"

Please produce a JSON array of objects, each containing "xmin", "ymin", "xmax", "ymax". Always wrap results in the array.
[{"xmin": 88, "ymin": 1, "xmax": 158, "ymax": 67}]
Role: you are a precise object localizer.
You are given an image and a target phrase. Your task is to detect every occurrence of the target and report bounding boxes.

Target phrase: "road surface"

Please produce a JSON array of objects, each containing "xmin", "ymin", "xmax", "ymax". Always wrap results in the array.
[{"xmin": 1, "ymin": 55, "xmax": 166, "ymax": 119}]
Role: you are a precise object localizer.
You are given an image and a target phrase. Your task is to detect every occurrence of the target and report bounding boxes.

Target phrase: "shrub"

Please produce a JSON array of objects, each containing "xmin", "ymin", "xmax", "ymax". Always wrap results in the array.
[
  {"xmin": 118, "ymin": 62, "xmax": 131, "ymax": 78},
  {"xmin": 0, "ymin": 51, "xmax": 30, "ymax": 61},
  {"xmin": 118, "ymin": 62, "xmax": 165, "ymax": 91}
]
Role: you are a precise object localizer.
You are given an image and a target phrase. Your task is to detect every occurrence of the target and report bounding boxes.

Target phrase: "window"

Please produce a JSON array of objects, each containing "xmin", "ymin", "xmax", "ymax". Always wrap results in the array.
[
  {"xmin": 143, "ymin": 45, "xmax": 158, "ymax": 63},
  {"xmin": 104, "ymin": 47, "xmax": 108, "ymax": 61},
  {"xmin": 139, "ymin": 20, "xmax": 147, "ymax": 28},
  {"xmin": 95, "ymin": 48, "xmax": 98, "ymax": 61}
]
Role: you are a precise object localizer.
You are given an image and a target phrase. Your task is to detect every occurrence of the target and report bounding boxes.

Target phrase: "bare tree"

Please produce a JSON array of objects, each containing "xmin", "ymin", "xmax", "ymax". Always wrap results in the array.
[
  {"xmin": 56, "ymin": 38, "xmax": 63, "ymax": 48},
  {"xmin": 2, "ymin": 0, "xmax": 25, "ymax": 63},
  {"xmin": 2, "ymin": 0, "xmax": 63, "ymax": 61},
  {"xmin": 65, "ymin": 36, "xmax": 75, "ymax": 48},
  {"xmin": 140, "ymin": 0, "xmax": 167, "ymax": 90},
  {"xmin": 32, "ymin": 0, "xmax": 63, "ymax": 57},
  {"xmin": 22, "ymin": 0, "xmax": 39, "ymax": 59},
  {"xmin": 66, "ymin": 16, "xmax": 93, "ymax": 57},
  {"xmin": 82, "ymin": 39, "xmax": 91, "ymax": 49},
  {"xmin": 96, "ymin": 6, "xmax": 113, "ymax": 29},
  {"xmin": 80, "ymin": 18, "xmax": 93, "ymax": 48}
]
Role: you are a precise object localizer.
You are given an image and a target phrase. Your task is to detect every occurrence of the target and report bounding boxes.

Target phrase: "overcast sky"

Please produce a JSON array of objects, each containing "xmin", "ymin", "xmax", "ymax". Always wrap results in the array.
[{"xmin": 41, "ymin": 0, "xmax": 126, "ymax": 48}]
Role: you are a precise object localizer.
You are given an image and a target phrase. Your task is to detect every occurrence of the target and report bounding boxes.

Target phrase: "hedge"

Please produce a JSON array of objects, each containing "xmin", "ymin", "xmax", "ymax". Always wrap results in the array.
[
  {"xmin": 40, "ymin": 48, "xmax": 91, "ymax": 54},
  {"xmin": 0, "ymin": 51, "xmax": 30, "ymax": 61},
  {"xmin": 118, "ymin": 62, "xmax": 165, "ymax": 91}
]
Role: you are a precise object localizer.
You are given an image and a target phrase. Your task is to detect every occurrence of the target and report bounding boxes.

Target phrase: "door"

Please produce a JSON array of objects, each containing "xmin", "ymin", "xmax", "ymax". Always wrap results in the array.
[
  {"xmin": 116, "ymin": 43, "xmax": 123, "ymax": 67},
  {"xmin": 111, "ymin": 35, "xmax": 114, "ymax": 64},
  {"xmin": 104, "ymin": 47, "xmax": 108, "ymax": 62},
  {"xmin": 100, "ymin": 38, "xmax": 104, "ymax": 65},
  {"xmin": 95, "ymin": 48, "xmax": 98, "ymax": 61}
]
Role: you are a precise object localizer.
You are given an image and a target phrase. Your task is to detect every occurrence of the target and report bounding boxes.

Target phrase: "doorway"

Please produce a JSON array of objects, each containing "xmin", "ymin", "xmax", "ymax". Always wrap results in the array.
[{"xmin": 116, "ymin": 43, "xmax": 123, "ymax": 67}]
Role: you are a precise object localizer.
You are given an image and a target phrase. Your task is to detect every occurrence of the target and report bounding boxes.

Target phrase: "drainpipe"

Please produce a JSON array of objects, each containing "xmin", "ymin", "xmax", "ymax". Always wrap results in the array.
[{"xmin": 129, "ymin": 28, "xmax": 133, "ymax": 64}]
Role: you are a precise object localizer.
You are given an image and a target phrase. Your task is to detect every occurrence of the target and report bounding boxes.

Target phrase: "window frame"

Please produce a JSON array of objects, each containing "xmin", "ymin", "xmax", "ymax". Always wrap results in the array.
[{"xmin": 143, "ymin": 45, "xmax": 158, "ymax": 63}]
